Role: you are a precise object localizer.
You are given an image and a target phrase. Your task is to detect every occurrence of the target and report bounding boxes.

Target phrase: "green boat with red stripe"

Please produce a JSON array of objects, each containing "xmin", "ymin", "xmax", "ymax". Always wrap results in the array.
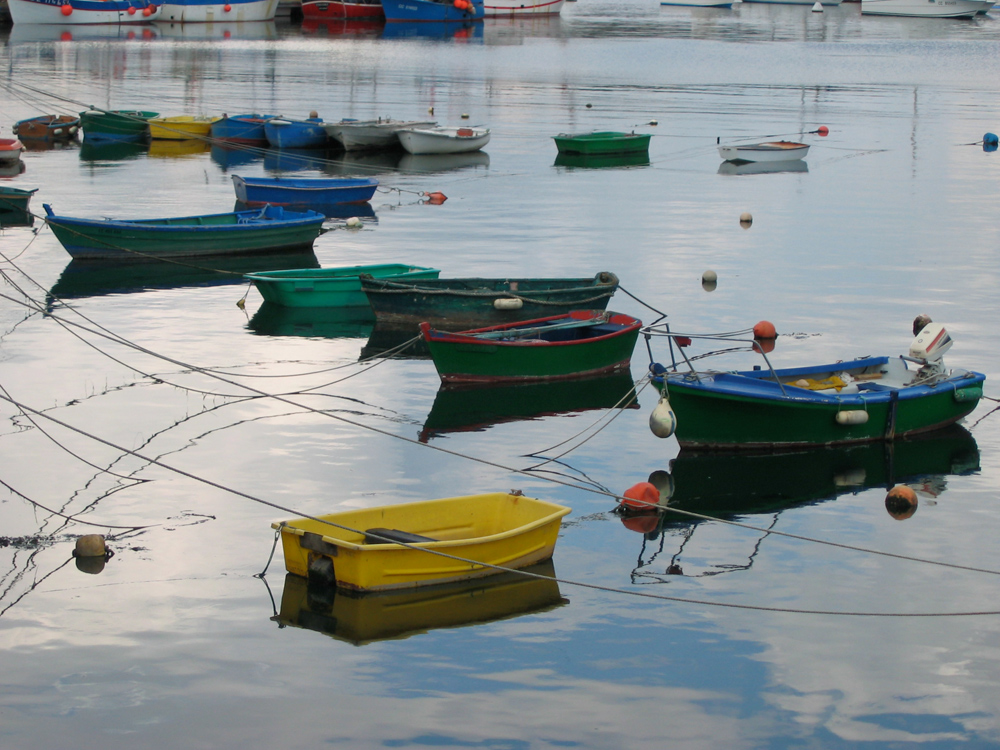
[{"xmin": 421, "ymin": 310, "xmax": 641, "ymax": 384}]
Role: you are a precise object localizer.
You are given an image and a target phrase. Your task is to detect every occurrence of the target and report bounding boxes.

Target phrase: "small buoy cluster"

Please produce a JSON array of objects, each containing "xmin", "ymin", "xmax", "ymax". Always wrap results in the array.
[{"xmin": 885, "ymin": 485, "xmax": 918, "ymax": 520}]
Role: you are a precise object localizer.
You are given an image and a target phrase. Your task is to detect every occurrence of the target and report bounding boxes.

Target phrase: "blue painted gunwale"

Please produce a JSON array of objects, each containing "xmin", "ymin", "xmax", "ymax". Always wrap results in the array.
[
  {"xmin": 381, "ymin": 0, "xmax": 484, "ymax": 22},
  {"xmin": 232, "ymin": 175, "xmax": 379, "ymax": 206},
  {"xmin": 263, "ymin": 118, "xmax": 330, "ymax": 149}
]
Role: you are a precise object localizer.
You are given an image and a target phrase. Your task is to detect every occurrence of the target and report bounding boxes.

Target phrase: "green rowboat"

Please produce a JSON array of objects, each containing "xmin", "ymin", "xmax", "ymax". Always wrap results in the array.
[
  {"xmin": 421, "ymin": 310, "xmax": 641, "ymax": 384},
  {"xmin": 79, "ymin": 109, "xmax": 159, "ymax": 143},
  {"xmin": 552, "ymin": 131, "xmax": 651, "ymax": 156},
  {"xmin": 0, "ymin": 186, "xmax": 37, "ymax": 227},
  {"xmin": 245, "ymin": 263, "xmax": 441, "ymax": 308}
]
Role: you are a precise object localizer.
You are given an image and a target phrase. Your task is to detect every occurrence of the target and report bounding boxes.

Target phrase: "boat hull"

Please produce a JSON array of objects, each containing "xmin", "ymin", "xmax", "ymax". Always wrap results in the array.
[
  {"xmin": 656, "ymin": 358, "xmax": 985, "ymax": 449},
  {"xmin": 397, "ymin": 127, "xmax": 490, "ymax": 155},
  {"xmin": 718, "ymin": 141, "xmax": 809, "ymax": 163},
  {"xmin": 0, "ymin": 187, "xmax": 38, "ymax": 228},
  {"xmin": 302, "ymin": 0, "xmax": 385, "ymax": 17},
  {"xmin": 484, "ymin": 0, "xmax": 563, "ymax": 14},
  {"xmin": 272, "ymin": 492, "xmax": 571, "ymax": 592},
  {"xmin": 210, "ymin": 114, "xmax": 277, "ymax": 145},
  {"xmin": 324, "ymin": 119, "xmax": 438, "ymax": 151},
  {"xmin": 8, "ymin": 0, "xmax": 161, "ymax": 23},
  {"xmin": 43, "ymin": 204, "xmax": 325, "ymax": 261},
  {"xmin": 381, "ymin": 0, "xmax": 484, "ymax": 22},
  {"xmin": 0, "ymin": 140, "xmax": 24, "ymax": 164},
  {"xmin": 80, "ymin": 110, "xmax": 158, "ymax": 143},
  {"xmin": 361, "ymin": 272, "xmax": 621, "ymax": 329},
  {"xmin": 159, "ymin": 0, "xmax": 278, "ymax": 21},
  {"xmin": 422, "ymin": 311, "xmax": 641, "ymax": 383},
  {"xmin": 149, "ymin": 115, "xmax": 219, "ymax": 140},
  {"xmin": 232, "ymin": 175, "xmax": 379, "ymax": 208},
  {"xmin": 553, "ymin": 131, "xmax": 651, "ymax": 156},
  {"xmin": 13, "ymin": 115, "xmax": 80, "ymax": 142},
  {"xmin": 264, "ymin": 119, "xmax": 330, "ymax": 149},
  {"xmin": 860, "ymin": 0, "xmax": 991, "ymax": 15},
  {"xmin": 246, "ymin": 264, "xmax": 441, "ymax": 307},
  {"xmin": 743, "ymin": 0, "xmax": 842, "ymax": 5}
]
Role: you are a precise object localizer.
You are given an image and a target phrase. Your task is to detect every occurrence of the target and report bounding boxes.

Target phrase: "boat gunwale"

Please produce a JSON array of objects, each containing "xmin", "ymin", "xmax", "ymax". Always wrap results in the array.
[{"xmin": 424, "ymin": 311, "xmax": 642, "ymax": 348}]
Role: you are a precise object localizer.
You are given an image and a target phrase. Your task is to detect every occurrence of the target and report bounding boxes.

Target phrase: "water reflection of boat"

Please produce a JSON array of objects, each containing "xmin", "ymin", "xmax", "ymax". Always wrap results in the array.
[
  {"xmin": 79, "ymin": 140, "xmax": 149, "ymax": 163},
  {"xmin": 321, "ymin": 149, "xmax": 403, "ymax": 176},
  {"xmin": 553, "ymin": 152, "xmax": 650, "ymax": 169},
  {"xmin": 48, "ymin": 251, "xmax": 319, "ymax": 301},
  {"xmin": 8, "ymin": 23, "xmax": 159, "ymax": 44},
  {"xmin": 623, "ymin": 426, "xmax": 980, "ymax": 578},
  {"xmin": 210, "ymin": 143, "xmax": 265, "ymax": 172},
  {"xmin": 148, "ymin": 139, "xmax": 211, "ymax": 159},
  {"xmin": 420, "ymin": 370, "xmax": 638, "ymax": 442},
  {"xmin": 300, "ymin": 17, "xmax": 385, "ymax": 35},
  {"xmin": 152, "ymin": 20, "xmax": 278, "ymax": 39},
  {"xmin": 264, "ymin": 147, "xmax": 333, "ymax": 173},
  {"xmin": 0, "ymin": 187, "xmax": 37, "ymax": 228},
  {"xmin": 380, "ymin": 20, "xmax": 484, "ymax": 40},
  {"xmin": 246, "ymin": 303, "xmax": 375, "ymax": 338},
  {"xmin": 717, "ymin": 159, "xmax": 809, "ymax": 176},
  {"xmin": 397, "ymin": 150, "xmax": 490, "ymax": 173},
  {"xmin": 271, "ymin": 559, "xmax": 566, "ymax": 646},
  {"xmin": 360, "ymin": 322, "xmax": 430, "ymax": 359}
]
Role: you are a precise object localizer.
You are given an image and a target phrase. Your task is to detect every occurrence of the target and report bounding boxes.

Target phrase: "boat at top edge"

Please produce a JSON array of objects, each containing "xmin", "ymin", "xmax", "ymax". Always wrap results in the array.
[
  {"xmin": 381, "ymin": 0, "xmax": 484, "ymax": 22},
  {"xmin": 43, "ymin": 203, "xmax": 326, "ymax": 261},
  {"xmin": 158, "ymin": 0, "xmax": 279, "ymax": 22},
  {"xmin": 301, "ymin": 0, "xmax": 385, "ymax": 18},
  {"xmin": 484, "ymin": 0, "xmax": 563, "ymax": 14},
  {"xmin": 860, "ymin": 0, "xmax": 992, "ymax": 16},
  {"xmin": 360, "ymin": 271, "xmax": 620, "ymax": 329},
  {"xmin": 8, "ymin": 0, "xmax": 161, "ymax": 23},
  {"xmin": 272, "ymin": 492, "xmax": 571, "ymax": 592},
  {"xmin": 717, "ymin": 140, "xmax": 809, "ymax": 163},
  {"xmin": 421, "ymin": 310, "xmax": 641, "ymax": 384},
  {"xmin": 245, "ymin": 263, "xmax": 441, "ymax": 308},
  {"xmin": 648, "ymin": 321, "xmax": 985, "ymax": 450},
  {"xmin": 553, "ymin": 131, "xmax": 651, "ymax": 156}
]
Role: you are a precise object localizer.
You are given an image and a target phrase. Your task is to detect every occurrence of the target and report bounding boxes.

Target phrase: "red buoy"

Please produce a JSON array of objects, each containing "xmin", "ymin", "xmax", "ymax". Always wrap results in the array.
[
  {"xmin": 620, "ymin": 482, "xmax": 659, "ymax": 511},
  {"xmin": 60, "ymin": 3, "xmax": 73, "ymax": 15},
  {"xmin": 817, "ymin": 126, "xmax": 829, "ymax": 136},
  {"xmin": 128, "ymin": 5, "xmax": 136, "ymax": 12},
  {"xmin": 675, "ymin": 336, "xmax": 692, "ymax": 347},
  {"xmin": 143, "ymin": 5, "xmax": 152, "ymax": 14},
  {"xmin": 60, "ymin": 30, "xmax": 73, "ymax": 40},
  {"xmin": 753, "ymin": 320, "xmax": 776, "ymax": 340},
  {"xmin": 424, "ymin": 191, "xmax": 448, "ymax": 205},
  {"xmin": 224, "ymin": 3, "xmax": 231, "ymax": 9}
]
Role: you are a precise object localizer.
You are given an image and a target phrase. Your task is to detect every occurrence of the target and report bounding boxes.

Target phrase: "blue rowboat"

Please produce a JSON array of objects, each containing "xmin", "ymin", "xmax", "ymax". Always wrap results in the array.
[
  {"xmin": 232, "ymin": 175, "xmax": 379, "ymax": 207},
  {"xmin": 381, "ymin": 0, "xmax": 483, "ymax": 22},
  {"xmin": 43, "ymin": 204, "xmax": 325, "ymax": 261},
  {"xmin": 263, "ymin": 117, "xmax": 330, "ymax": 149},
  {"xmin": 211, "ymin": 114, "xmax": 278, "ymax": 145},
  {"xmin": 245, "ymin": 263, "xmax": 441, "ymax": 308}
]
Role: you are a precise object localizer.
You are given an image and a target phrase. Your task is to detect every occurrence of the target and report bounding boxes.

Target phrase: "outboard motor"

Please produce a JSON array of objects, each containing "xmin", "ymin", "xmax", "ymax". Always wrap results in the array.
[{"xmin": 908, "ymin": 322, "xmax": 952, "ymax": 378}]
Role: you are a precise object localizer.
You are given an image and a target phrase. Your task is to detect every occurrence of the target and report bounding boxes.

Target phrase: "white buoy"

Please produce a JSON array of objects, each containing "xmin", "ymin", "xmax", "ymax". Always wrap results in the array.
[
  {"xmin": 702, "ymin": 270, "xmax": 717, "ymax": 284},
  {"xmin": 649, "ymin": 120, "xmax": 659, "ymax": 126},
  {"xmin": 649, "ymin": 395, "xmax": 677, "ymax": 439},
  {"xmin": 812, "ymin": 1, "xmax": 823, "ymax": 10},
  {"xmin": 739, "ymin": 212, "xmax": 753, "ymax": 227},
  {"xmin": 494, "ymin": 298, "xmax": 523, "ymax": 310},
  {"xmin": 346, "ymin": 217, "xmax": 363, "ymax": 228},
  {"xmin": 835, "ymin": 410, "xmax": 869, "ymax": 425},
  {"xmin": 461, "ymin": 113, "xmax": 470, "ymax": 119}
]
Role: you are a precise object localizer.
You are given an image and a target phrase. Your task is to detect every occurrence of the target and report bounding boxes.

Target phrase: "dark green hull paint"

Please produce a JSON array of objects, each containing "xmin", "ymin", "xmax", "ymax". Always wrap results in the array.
[
  {"xmin": 80, "ymin": 110, "xmax": 158, "ymax": 143},
  {"xmin": 659, "ymin": 378, "xmax": 983, "ymax": 449},
  {"xmin": 552, "ymin": 131, "xmax": 651, "ymax": 156}
]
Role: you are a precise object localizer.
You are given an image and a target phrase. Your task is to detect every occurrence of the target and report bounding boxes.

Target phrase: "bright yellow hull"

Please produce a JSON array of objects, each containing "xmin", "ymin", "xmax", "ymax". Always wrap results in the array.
[{"xmin": 149, "ymin": 115, "xmax": 220, "ymax": 140}]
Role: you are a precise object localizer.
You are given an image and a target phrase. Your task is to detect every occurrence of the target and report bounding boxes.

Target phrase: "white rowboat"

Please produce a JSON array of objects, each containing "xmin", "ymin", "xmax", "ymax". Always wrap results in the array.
[
  {"xmin": 718, "ymin": 140, "xmax": 810, "ymax": 163},
  {"xmin": 397, "ymin": 126, "xmax": 491, "ymax": 155},
  {"xmin": 324, "ymin": 118, "xmax": 438, "ymax": 152},
  {"xmin": 861, "ymin": 0, "xmax": 992, "ymax": 16}
]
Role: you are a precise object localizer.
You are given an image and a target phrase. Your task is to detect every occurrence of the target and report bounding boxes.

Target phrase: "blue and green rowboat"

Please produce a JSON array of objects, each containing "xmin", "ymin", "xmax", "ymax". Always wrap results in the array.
[
  {"xmin": 245, "ymin": 263, "xmax": 441, "ymax": 308},
  {"xmin": 421, "ymin": 310, "xmax": 641, "ymax": 384},
  {"xmin": 44, "ymin": 204, "xmax": 325, "ymax": 261},
  {"xmin": 361, "ymin": 272, "xmax": 620, "ymax": 330},
  {"xmin": 79, "ymin": 110, "xmax": 158, "ymax": 143},
  {"xmin": 651, "ymin": 355, "xmax": 985, "ymax": 450}
]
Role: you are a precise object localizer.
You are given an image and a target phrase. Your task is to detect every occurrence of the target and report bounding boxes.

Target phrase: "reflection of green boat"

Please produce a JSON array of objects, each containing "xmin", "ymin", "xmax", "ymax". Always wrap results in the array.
[
  {"xmin": 420, "ymin": 370, "xmax": 639, "ymax": 442},
  {"xmin": 646, "ymin": 425, "xmax": 980, "ymax": 527},
  {"xmin": 359, "ymin": 322, "xmax": 431, "ymax": 359},
  {"xmin": 552, "ymin": 131, "xmax": 651, "ymax": 156},
  {"xmin": 554, "ymin": 152, "xmax": 650, "ymax": 169},
  {"xmin": 48, "ymin": 251, "xmax": 319, "ymax": 301},
  {"xmin": 79, "ymin": 139, "xmax": 149, "ymax": 163},
  {"xmin": 0, "ymin": 186, "xmax": 37, "ymax": 227},
  {"xmin": 247, "ymin": 302, "xmax": 375, "ymax": 339},
  {"xmin": 272, "ymin": 559, "xmax": 566, "ymax": 646}
]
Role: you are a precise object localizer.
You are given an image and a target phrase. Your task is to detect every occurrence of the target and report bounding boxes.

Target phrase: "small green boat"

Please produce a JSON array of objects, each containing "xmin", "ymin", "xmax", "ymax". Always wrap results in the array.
[
  {"xmin": 245, "ymin": 264, "xmax": 441, "ymax": 308},
  {"xmin": 0, "ymin": 186, "xmax": 37, "ymax": 227},
  {"xmin": 44, "ymin": 203, "xmax": 325, "ymax": 261},
  {"xmin": 552, "ymin": 131, "xmax": 651, "ymax": 156},
  {"xmin": 360, "ymin": 271, "xmax": 620, "ymax": 330},
  {"xmin": 421, "ymin": 310, "xmax": 641, "ymax": 384},
  {"xmin": 79, "ymin": 109, "xmax": 159, "ymax": 143}
]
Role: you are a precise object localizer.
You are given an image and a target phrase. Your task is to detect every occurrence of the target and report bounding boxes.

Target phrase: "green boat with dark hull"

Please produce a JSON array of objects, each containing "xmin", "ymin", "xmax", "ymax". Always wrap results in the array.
[
  {"xmin": 360, "ymin": 271, "xmax": 620, "ymax": 330},
  {"xmin": 422, "ymin": 310, "xmax": 641, "ymax": 384},
  {"xmin": 552, "ymin": 131, "xmax": 651, "ymax": 156},
  {"xmin": 0, "ymin": 186, "xmax": 37, "ymax": 227},
  {"xmin": 43, "ymin": 204, "xmax": 326, "ymax": 261},
  {"xmin": 79, "ymin": 109, "xmax": 159, "ymax": 143}
]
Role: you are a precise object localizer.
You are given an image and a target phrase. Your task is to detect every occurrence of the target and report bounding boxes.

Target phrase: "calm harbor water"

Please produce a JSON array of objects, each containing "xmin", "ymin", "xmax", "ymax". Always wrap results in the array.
[{"xmin": 2, "ymin": 2, "xmax": 1000, "ymax": 747}]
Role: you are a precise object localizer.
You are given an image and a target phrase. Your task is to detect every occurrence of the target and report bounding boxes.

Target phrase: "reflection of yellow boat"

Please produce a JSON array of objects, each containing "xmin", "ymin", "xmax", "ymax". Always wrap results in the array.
[
  {"xmin": 272, "ymin": 559, "xmax": 567, "ymax": 645},
  {"xmin": 149, "ymin": 115, "xmax": 220, "ymax": 140},
  {"xmin": 273, "ymin": 492, "xmax": 571, "ymax": 592},
  {"xmin": 148, "ymin": 139, "xmax": 212, "ymax": 158}
]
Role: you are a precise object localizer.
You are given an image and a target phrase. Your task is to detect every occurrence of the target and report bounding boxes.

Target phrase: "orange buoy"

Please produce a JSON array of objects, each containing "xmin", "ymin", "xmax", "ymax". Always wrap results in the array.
[
  {"xmin": 424, "ymin": 191, "xmax": 448, "ymax": 204},
  {"xmin": 753, "ymin": 320, "xmax": 776, "ymax": 340},
  {"xmin": 60, "ymin": 3, "xmax": 73, "ymax": 14},
  {"xmin": 60, "ymin": 30, "xmax": 73, "ymax": 40},
  {"xmin": 885, "ymin": 485, "xmax": 918, "ymax": 520},
  {"xmin": 620, "ymin": 482, "xmax": 659, "ymax": 511},
  {"xmin": 675, "ymin": 336, "xmax": 692, "ymax": 347},
  {"xmin": 453, "ymin": 0, "xmax": 464, "ymax": 7},
  {"xmin": 224, "ymin": 2, "xmax": 231, "ymax": 8},
  {"xmin": 128, "ymin": 5, "xmax": 136, "ymax": 12},
  {"xmin": 753, "ymin": 337, "xmax": 776, "ymax": 354},
  {"xmin": 143, "ymin": 5, "xmax": 152, "ymax": 14},
  {"xmin": 621, "ymin": 512, "xmax": 660, "ymax": 534},
  {"xmin": 817, "ymin": 125, "xmax": 829, "ymax": 136}
]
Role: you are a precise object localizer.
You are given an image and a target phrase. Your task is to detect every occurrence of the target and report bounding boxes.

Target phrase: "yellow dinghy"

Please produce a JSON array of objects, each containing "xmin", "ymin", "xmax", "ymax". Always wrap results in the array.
[
  {"xmin": 149, "ymin": 115, "xmax": 220, "ymax": 140},
  {"xmin": 272, "ymin": 492, "xmax": 571, "ymax": 592}
]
